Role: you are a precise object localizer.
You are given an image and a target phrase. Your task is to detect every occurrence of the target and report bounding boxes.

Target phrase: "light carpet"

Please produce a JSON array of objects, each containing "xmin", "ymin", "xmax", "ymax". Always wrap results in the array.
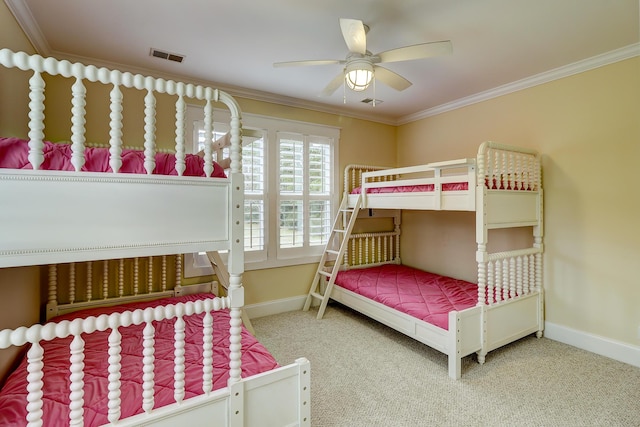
[{"xmin": 251, "ymin": 303, "xmax": 640, "ymax": 427}]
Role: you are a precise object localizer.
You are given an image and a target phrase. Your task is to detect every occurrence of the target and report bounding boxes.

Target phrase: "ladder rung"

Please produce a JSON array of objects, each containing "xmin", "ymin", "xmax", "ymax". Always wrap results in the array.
[
  {"xmin": 310, "ymin": 291, "xmax": 324, "ymax": 300},
  {"xmin": 318, "ymin": 270, "xmax": 331, "ymax": 278},
  {"xmin": 326, "ymin": 249, "xmax": 339, "ymax": 255},
  {"xmin": 334, "ymin": 229, "xmax": 346, "ymax": 233},
  {"xmin": 339, "ymin": 208, "xmax": 354, "ymax": 213}
]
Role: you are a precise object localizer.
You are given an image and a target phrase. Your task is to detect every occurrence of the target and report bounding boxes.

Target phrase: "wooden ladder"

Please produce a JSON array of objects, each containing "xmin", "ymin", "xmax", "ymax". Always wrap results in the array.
[
  {"xmin": 206, "ymin": 251, "xmax": 255, "ymax": 335},
  {"xmin": 303, "ymin": 194, "xmax": 361, "ymax": 319}
]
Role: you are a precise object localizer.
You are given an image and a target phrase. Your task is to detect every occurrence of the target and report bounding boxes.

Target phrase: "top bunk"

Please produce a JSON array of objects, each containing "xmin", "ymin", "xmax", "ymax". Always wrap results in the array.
[
  {"xmin": 0, "ymin": 49, "xmax": 245, "ymax": 268},
  {"xmin": 345, "ymin": 142, "xmax": 542, "ymax": 229}
]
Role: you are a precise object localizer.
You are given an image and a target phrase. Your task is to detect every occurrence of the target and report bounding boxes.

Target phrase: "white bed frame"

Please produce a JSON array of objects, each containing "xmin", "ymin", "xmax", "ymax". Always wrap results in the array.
[
  {"xmin": 0, "ymin": 49, "xmax": 310, "ymax": 426},
  {"xmin": 327, "ymin": 142, "xmax": 544, "ymax": 379}
]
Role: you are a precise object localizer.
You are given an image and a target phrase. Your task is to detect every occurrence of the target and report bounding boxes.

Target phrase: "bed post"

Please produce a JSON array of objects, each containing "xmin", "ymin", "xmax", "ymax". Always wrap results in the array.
[
  {"xmin": 394, "ymin": 212, "xmax": 402, "ymax": 264},
  {"xmin": 217, "ymin": 91, "xmax": 246, "ymax": 388},
  {"xmin": 475, "ymin": 142, "xmax": 490, "ymax": 364},
  {"xmin": 534, "ymin": 154, "xmax": 544, "ymax": 338},
  {"xmin": 46, "ymin": 264, "xmax": 58, "ymax": 319},
  {"xmin": 448, "ymin": 312, "xmax": 462, "ymax": 379}
]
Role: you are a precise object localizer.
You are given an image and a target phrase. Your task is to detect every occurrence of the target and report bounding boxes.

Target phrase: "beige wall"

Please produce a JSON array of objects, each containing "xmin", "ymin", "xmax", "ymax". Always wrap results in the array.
[{"xmin": 398, "ymin": 57, "xmax": 640, "ymax": 346}]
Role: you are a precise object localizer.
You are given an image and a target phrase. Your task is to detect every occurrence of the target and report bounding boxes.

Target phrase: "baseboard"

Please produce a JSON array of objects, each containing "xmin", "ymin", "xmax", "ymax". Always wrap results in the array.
[
  {"xmin": 544, "ymin": 322, "xmax": 640, "ymax": 368},
  {"xmin": 245, "ymin": 295, "xmax": 306, "ymax": 319}
]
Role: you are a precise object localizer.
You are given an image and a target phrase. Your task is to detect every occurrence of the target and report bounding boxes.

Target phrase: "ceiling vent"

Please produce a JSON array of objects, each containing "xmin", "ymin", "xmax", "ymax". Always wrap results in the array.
[
  {"xmin": 150, "ymin": 48, "xmax": 185, "ymax": 63},
  {"xmin": 361, "ymin": 98, "xmax": 383, "ymax": 106}
]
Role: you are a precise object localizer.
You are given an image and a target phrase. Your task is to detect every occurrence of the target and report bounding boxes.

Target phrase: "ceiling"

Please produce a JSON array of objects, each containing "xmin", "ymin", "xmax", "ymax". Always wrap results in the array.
[{"xmin": 6, "ymin": 0, "xmax": 639, "ymax": 124}]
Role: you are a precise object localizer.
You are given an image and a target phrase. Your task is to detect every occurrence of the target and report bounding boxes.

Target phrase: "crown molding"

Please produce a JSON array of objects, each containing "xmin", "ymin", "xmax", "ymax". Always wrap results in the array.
[
  {"xmin": 4, "ymin": 0, "xmax": 50, "ymax": 54},
  {"xmin": 398, "ymin": 42, "xmax": 640, "ymax": 125},
  {"xmin": 52, "ymin": 42, "xmax": 640, "ymax": 128},
  {"xmin": 6, "ymin": 0, "xmax": 638, "ymax": 128}
]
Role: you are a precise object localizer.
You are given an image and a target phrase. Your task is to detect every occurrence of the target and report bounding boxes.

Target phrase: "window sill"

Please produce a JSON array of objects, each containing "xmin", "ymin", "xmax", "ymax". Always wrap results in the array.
[{"xmin": 184, "ymin": 252, "xmax": 322, "ymax": 278}]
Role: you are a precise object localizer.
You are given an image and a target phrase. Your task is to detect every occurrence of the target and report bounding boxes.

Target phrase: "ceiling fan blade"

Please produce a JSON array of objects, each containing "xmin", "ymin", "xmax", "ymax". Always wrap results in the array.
[
  {"xmin": 377, "ymin": 40, "xmax": 452, "ymax": 63},
  {"xmin": 274, "ymin": 59, "xmax": 343, "ymax": 67},
  {"xmin": 373, "ymin": 66, "xmax": 412, "ymax": 91},
  {"xmin": 320, "ymin": 72, "xmax": 346, "ymax": 96},
  {"xmin": 339, "ymin": 18, "xmax": 367, "ymax": 54}
]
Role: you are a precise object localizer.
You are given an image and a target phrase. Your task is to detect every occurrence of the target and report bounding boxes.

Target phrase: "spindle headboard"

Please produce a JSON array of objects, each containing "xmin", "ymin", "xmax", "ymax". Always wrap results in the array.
[{"xmin": 43, "ymin": 255, "xmax": 219, "ymax": 320}]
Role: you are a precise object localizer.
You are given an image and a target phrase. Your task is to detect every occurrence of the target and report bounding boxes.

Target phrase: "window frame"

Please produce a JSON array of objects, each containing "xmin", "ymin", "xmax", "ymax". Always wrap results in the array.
[
  {"xmin": 184, "ymin": 105, "xmax": 340, "ymax": 276},
  {"xmin": 276, "ymin": 132, "xmax": 334, "ymax": 260}
]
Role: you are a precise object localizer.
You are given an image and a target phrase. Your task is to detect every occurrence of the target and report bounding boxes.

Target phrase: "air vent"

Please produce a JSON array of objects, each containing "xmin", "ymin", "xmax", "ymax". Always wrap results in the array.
[
  {"xmin": 150, "ymin": 48, "xmax": 185, "ymax": 63},
  {"xmin": 361, "ymin": 98, "xmax": 383, "ymax": 106}
]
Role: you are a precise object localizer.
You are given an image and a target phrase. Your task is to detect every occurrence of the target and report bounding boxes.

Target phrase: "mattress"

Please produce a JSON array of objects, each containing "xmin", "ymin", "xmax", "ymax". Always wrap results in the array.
[
  {"xmin": 334, "ymin": 264, "xmax": 478, "ymax": 330},
  {"xmin": 0, "ymin": 294, "xmax": 277, "ymax": 426},
  {"xmin": 351, "ymin": 182, "xmax": 468, "ymax": 194},
  {"xmin": 0, "ymin": 137, "xmax": 226, "ymax": 178}
]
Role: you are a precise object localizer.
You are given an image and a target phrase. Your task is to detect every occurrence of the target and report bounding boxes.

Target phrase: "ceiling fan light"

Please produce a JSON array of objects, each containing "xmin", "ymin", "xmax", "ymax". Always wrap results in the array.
[{"xmin": 345, "ymin": 60, "xmax": 374, "ymax": 91}]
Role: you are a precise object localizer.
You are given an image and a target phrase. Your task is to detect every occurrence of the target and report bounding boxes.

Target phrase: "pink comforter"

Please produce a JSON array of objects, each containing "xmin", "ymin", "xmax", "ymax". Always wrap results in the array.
[
  {"xmin": 0, "ymin": 294, "xmax": 277, "ymax": 426},
  {"xmin": 335, "ymin": 264, "xmax": 478, "ymax": 330},
  {"xmin": 352, "ymin": 182, "xmax": 468, "ymax": 194},
  {"xmin": 0, "ymin": 137, "xmax": 226, "ymax": 178}
]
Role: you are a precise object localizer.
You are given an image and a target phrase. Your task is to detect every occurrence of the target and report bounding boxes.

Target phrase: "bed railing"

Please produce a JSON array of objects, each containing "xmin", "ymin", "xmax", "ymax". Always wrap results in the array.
[
  {"xmin": 344, "ymin": 164, "xmax": 394, "ymax": 195},
  {"xmin": 344, "ymin": 160, "xmax": 476, "ymax": 192},
  {"xmin": 0, "ymin": 48, "xmax": 242, "ymax": 175},
  {"xmin": 0, "ymin": 296, "xmax": 233, "ymax": 425},
  {"xmin": 478, "ymin": 247, "xmax": 543, "ymax": 305},
  {"xmin": 341, "ymin": 231, "xmax": 401, "ymax": 269},
  {"xmin": 0, "ymin": 48, "xmax": 246, "ymax": 271}
]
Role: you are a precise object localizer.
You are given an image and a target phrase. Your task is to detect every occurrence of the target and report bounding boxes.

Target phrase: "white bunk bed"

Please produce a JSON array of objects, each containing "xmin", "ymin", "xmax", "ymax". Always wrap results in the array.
[
  {"xmin": 305, "ymin": 142, "xmax": 543, "ymax": 379},
  {"xmin": 0, "ymin": 49, "xmax": 310, "ymax": 426}
]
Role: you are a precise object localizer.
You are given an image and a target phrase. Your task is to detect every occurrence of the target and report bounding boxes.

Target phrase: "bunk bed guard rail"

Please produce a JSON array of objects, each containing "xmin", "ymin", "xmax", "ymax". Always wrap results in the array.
[{"xmin": 0, "ymin": 49, "xmax": 245, "ymax": 270}]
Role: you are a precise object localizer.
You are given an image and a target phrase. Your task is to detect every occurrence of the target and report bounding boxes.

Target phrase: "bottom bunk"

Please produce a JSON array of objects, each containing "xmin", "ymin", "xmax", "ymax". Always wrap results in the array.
[
  {"xmin": 0, "ymin": 260, "xmax": 310, "ymax": 426},
  {"xmin": 328, "ymin": 263, "xmax": 543, "ymax": 379}
]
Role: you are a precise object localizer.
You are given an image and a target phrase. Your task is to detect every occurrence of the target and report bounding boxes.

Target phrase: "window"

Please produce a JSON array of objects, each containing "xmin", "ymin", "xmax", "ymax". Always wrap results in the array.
[
  {"xmin": 184, "ymin": 105, "xmax": 339, "ymax": 275},
  {"xmin": 277, "ymin": 132, "xmax": 333, "ymax": 259}
]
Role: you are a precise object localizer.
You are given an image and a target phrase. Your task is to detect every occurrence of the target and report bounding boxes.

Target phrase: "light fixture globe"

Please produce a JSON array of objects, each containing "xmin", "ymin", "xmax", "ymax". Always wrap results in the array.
[{"xmin": 345, "ymin": 59, "xmax": 374, "ymax": 91}]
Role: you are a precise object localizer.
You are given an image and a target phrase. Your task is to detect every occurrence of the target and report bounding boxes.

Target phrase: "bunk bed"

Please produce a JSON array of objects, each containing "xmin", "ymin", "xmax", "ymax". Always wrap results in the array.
[
  {"xmin": 0, "ymin": 49, "xmax": 310, "ymax": 426},
  {"xmin": 305, "ymin": 142, "xmax": 543, "ymax": 379}
]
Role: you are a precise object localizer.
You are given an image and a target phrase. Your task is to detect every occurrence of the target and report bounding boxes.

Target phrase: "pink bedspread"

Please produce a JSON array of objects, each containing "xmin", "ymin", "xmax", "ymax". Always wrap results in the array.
[
  {"xmin": 352, "ymin": 182, "xmax": 468, "ymax": 194},
  {"xmin": 0, "ymin": 294, "xmax": 277, "ymax": 426},
  {"xmin": 335, "ymin": 264, "xmax": 478, "ymax": 330},
  {"xmin": 0, "ymin": 137, "xmax": 226, "ymax": 178}
]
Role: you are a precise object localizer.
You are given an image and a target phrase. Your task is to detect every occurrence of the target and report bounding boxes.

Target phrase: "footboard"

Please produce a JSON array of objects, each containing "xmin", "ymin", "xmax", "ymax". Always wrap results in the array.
[
  {"xmin": 109, "ymin": 358, "xmax": 311, "ymax": 427},
  {"xmin": 0, "ymin": 297, "xmax": 241, "ymax": 425},
  {"xmin": 475, "ymin": 247, "xmax": 545, "ymax": 361}
]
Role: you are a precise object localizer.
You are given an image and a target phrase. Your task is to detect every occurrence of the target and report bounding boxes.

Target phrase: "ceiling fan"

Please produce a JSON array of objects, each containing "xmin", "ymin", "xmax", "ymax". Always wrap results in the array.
[{"xmin": 273, "ymin": 18, "xmax": 452, "ymax": 96}]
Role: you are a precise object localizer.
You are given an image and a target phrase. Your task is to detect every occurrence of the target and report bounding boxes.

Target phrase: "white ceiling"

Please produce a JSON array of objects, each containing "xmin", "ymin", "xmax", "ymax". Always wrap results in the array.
[{"xmin": 6, "ymin": 0, "xmax": 640, "ymax": 124}]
